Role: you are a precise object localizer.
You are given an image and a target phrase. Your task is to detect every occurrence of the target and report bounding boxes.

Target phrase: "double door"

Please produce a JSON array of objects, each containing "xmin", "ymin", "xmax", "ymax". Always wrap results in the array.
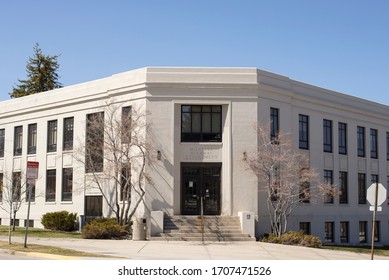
[{"xmin": 181, "ymin": 163, "xmax": 221, "ymax": 215}]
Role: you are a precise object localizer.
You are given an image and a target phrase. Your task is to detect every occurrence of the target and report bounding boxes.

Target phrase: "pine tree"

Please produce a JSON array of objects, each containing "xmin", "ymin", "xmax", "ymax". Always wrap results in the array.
[{"xmin": 10, "ymin": 43, "xmax": 62, "ymax": 98}]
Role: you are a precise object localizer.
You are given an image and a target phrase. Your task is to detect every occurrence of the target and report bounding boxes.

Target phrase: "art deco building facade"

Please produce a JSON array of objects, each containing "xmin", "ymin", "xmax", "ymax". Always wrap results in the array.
[{"xmin": 0, "ymin": 67, "xmax": 388, "ymax": 244}]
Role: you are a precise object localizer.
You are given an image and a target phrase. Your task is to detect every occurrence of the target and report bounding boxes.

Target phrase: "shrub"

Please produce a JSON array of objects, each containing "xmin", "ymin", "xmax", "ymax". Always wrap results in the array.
[
  {"xmin": 82, "ymin": 218, "xmax": 130, "ymax": 239},
  {"xmin": 260, "ymin": 231, "xmax": 322, "ymax": 248},
  {"xmin": 41, "ymin": 211, "xmax": 77, "ymax": 231}
]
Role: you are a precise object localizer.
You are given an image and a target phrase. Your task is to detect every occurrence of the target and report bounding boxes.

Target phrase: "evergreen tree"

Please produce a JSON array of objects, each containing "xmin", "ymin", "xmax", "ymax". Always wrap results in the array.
[{"xmin": 10, "ymin": 43, "xmax": 62, "ymax": 98}]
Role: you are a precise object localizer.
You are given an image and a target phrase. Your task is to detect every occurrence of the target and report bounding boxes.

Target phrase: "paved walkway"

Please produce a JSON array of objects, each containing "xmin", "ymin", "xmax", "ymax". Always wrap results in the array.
[{"xmin": 1, "ymin": 236, "xmax": 388, "ymax": 260}]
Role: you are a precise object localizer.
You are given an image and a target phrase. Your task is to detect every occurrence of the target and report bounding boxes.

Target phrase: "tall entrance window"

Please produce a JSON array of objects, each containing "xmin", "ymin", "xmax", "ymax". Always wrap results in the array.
[
  {"xmin": 181, "ymin": 163, "xmax": 221, "ymax": 215},
  {"xmin": 181, "ymin": 105, "xmax": 222, "ymax": 142}
]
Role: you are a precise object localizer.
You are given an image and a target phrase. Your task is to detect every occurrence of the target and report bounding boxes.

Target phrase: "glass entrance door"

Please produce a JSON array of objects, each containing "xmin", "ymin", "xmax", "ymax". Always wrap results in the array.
[{"xmin": 181, "ymin": 163, "xmax": 221, "ymax": 215}]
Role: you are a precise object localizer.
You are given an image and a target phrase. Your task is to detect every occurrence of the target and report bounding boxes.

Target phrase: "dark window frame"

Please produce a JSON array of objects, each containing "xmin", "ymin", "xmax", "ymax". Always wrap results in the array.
[
  {"xmin": 63, "ymin": 117, "xmax": 74, "ymax": 151},
  {"xmin": 12, "ymin": 172, "xmax": 21, "ymax": 202},
  {"xmin": 340, "ymin": 221, "xmax": 349, "ymax": 243},
  {"xmin": 299, "ymin": 222, "xmax": 311, "ymax": 235},
  {"xmin": 61, "ymin": 168, "xmax": 73, "ymax": 202},
  {"xmin": 358, "ymin": 173, "xmax": 367, "ymax": 204},
  {"xmin": 339, "ymin": 171, "xmax": 348, "ymax": 204},
  {"xmin": 47, "ymin": 120, "xmax": 58, "ymax": 153},
  {"xmin": 181, "ymin": 105, "xmax": 222, "ymax": 142},
  {"xmin": 323, "ymin": 119, "xmax": 333, "ymax": 153},
  {"xmin": 0, "ymin": 129, "xmax": 5, "ymax": 157},
  {"xmin": 370, "ymin": 128, "xmax": 378, "ymax": 159},
  {"xmin": 86, "ymin": 112, "xmax": 104, "ymax": 173},
  {"xmin": 338, "ymin": 122, "xmax": 347, "ymax": 155},
  {"xmin": 324, "ymin": 222, "xmax": 334, "ymax": 243},
  {"xmin": 386, "ymin": 132, "xmax": 389, "ymax": 161},
  {"xmin": 270, "ymin": 108, "xmax": 280, "ymax": 142},
  {"xmin": 299, "ymin": 114, "xmax": 309, "ymax": 150},
  {"xmin": 357, "ymin": 126, "xmax": 366, "ymax": 157},
  {"xmin": 359, "ymin": 221, "xmax": 367, "ymax": 243},
  {"xmin": 27, "ymin": 123, "xmax": 37, "ymax": 155},
  {"xmin": 324, "ymin": 170, "xmax": 334, "ymax": 204},
  {"xmin": 46, "ymin": 169, "xmax": 56, "ymax": 202},
  {"xmin": 121, "ymin": 106, "xmax": 132, "ymax": 144},
  {"xmin": 14, "ymin": 126, "xmax": 23, "ymax": 156}
]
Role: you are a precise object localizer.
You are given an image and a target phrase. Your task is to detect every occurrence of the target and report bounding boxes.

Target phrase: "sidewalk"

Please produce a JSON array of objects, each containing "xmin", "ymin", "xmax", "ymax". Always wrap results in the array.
[{"xmin": 1, "ymin": 236, "xmax": 388, "ymax": 260}]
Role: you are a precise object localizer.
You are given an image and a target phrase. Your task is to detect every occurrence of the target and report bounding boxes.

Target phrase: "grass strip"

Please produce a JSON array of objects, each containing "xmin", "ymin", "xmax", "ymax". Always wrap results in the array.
[
  {"xmin": 323, "ymin": 245, "xmax": 389, "ymax": 257},
  {"xmin": 0, "ymin": 241, "xmax": 110, "ymax": 258},
  {"xmin": 0, "ymin": 225, "xmax": 82, "ymax": 239}
]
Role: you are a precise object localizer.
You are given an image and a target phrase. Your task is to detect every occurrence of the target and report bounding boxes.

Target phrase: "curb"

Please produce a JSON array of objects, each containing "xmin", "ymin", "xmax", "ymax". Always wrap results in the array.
[{"xmin": 0, "ymin": 248, "xmax": 83, "ymax": 260}]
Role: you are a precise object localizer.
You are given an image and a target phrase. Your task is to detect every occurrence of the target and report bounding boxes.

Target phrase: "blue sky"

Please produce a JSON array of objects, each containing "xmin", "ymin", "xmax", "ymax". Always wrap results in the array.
[{"xmin": 1, "ymin": 0, "xmax": 388, "ymax": 105}]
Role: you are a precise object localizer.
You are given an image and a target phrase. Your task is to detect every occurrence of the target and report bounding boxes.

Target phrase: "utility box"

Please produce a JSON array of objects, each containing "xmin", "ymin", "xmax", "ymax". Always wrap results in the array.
[
  {"xmin": 238, "ymin": 211, "xmax": 255, "ymax": 237},
  {"xmin": 132, "ymin": 217, "xmax": 147, "ymax": 240}
]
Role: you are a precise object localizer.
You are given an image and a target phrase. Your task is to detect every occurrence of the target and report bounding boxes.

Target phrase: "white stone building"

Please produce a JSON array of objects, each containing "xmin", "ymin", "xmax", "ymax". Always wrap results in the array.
[{"xmin": 0, "ymin": 67, "xmax": 388, "ymax": 245}]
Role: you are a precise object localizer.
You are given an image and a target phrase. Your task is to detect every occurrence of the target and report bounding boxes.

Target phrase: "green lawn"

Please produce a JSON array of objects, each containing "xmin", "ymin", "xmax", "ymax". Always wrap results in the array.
[
  {"xmin": 323, "ymin": 245, "xmax": 389, "ymax": 257},
  {"xmin": 0, "ymin": 225, "xmax": 82, "ymax": 239},
  {"xmin": 0, "ymin": 241, "xmax": 108, "ymax": 258}
]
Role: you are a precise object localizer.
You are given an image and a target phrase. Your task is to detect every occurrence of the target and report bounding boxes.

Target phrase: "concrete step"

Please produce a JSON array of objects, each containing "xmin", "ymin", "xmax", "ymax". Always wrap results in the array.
[{"xmin": 151, "ymin": 215, "xmax": 255, "ymax": 242}]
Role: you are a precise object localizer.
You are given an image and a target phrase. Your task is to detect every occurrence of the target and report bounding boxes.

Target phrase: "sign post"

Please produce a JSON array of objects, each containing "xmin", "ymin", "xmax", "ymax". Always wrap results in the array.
[
  {"xmin": 366, "ymin": 182, "xmax": 386, "ymax": 260},
  {"xmin": 24, "ymin": 161, "xmax": 39, "ymax": 248}
]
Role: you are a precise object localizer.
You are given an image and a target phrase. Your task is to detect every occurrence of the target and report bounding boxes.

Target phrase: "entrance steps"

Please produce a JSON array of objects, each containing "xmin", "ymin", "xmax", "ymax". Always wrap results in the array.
[{"xmin": 151, "ymin": 215, "xmax": 255, "ymax": 242}]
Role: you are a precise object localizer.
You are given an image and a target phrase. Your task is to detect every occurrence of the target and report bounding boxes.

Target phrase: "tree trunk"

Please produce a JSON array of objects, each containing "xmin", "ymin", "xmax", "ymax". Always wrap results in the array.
[
  {"xmin": 8, "ymin": 203, "xmax": 13, "ymax": 244},
  {"xmin": 12, "ymin": 210, "xmax": 17, "ymax": 231}
]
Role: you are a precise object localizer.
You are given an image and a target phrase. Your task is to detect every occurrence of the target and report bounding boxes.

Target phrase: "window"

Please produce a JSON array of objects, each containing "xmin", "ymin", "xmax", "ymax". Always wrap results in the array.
[
  {"xmin": 181, "ymin": 105, "xmax": 222, "ymax": 142},
  {"xmin": 28, "ymin": 123, "xmax": 37, "ymax": 154},
  {"xmin": 357, "ymin": 126, "xmax": 365, "ymax": 157},
  {"xmin": 338, "ymin": 122, "xmax": 347, "ymax": 155},
  {"xmin": 86, "ymin": 112, "xmax": 104, "ymax": 173},
  {"xmin": 270, "ymin": 108, "xmax": 279, "ymax": 142},
  {"xmin": 24, "ymin": 220, "xmax": 34, "ymax": 228},
  {"xmin": 324, "ymin": 222, "xmax": 334, "ymax": 243},
  {"xmin": 25, "ymin": 180, "xmax": 35, "ymax": 202},
  {"xmin": 371, "ymin": 174, "xmax": 379, "ymax": 184},
  {"xmin": 374, "ymin": 221, "xmax": 380, "ymax": 242},
  {"xmin": 370, "ymin": 128, "xmax": 378, "ymax": 159},
  {"xmin": 299, "ymin": 114, "xmax": 309, "ymax": 149},
  {"xmin": 11, "ymin": 219, "xmax": 19, "ymax": 227},
  {"xmin": 85, "ymin": 196, "xmax": 103, "ymax": 222},
  {"xmin": 12, "ymin": 172, "xmax": 21, "ymax": 202},
  {"xmin": 120, "ymin": 165, "xmax": 131, "ymax": 201},
  {"xmin": 47, "ymin": 120, "xmax": 57, "ymax": 152},
  {"xmin": 340, "ymin": 221, "xmax": 349, "ymax": 243},
  {"xmin": 299, "ymin": 168, "xmax": 310, "ymax": 203},
  {"xmin": 323, "ymin": 119, "xmax": 332, "ymax": 153},
  {"xmin": 358, "ymin": 173, "xmax": 367, "ymax": 204},
  {"xmin": 0, "ymin": 129, "xmax": 4, "ymax": 157},
  {"xmin": 359, "ymin": 221, "xmax": 367, "ymax": 243},
  {"xmin": 299, "ymin": 222, "xmax": 310, "ymax": 235},
  {"xmin": 46, "ymin": 170, "xmax": 56, "ymax": 202},
  {"xmin": 339, "ymin": 171, "xmax": 348, "ymax": 204},
  {"xmin": 387, "ymin": 176, "xmax": 389, "ymax": 205},
  {"xmin": 62, "ymin": 168, "xmax": 73, "ymax": 201},
  {"xmin": 324, "ymin": 170, "xmax": 334, "ymax": 203},
  {"xmin": 63, "ymin": 117, "xmax": 74, "ymax": 151},
  {"xmin": 14, "ymin": 126, "xmax": 23, "ymax": 156},
  {"xmin": 121, "ymin": 106, "xmax": 132, "ymax": 144},
  {"xmin": 0, "ymin": 173, "xmax": 3, "ymax": 202},
  {"xmin": 386, "ymin": 132, "xmax": 389, "ymax": 161}
]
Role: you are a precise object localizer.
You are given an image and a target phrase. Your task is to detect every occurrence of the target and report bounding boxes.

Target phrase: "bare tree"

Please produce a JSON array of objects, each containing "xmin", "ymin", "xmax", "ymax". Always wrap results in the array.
[
  {"xmin": 75, "ymin": 102, "xmax": 152, "ymax": 226},
  {"xmin": 0, "ymin": 171, "xmax": 28, "ymax": 244},
  {"xmin": 243, "ymin": 124, "xmax": 335, "ymax": 237}
]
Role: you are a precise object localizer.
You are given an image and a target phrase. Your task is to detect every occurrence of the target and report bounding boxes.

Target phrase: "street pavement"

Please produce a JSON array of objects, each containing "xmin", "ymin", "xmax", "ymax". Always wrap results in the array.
[{"xmin": 1, "ymin": 236, "xmax": 388, "ymax": 260}]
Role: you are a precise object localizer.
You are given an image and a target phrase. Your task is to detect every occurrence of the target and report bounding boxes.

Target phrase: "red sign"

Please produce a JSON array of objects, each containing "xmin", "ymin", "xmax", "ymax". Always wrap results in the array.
[{"xmin": 27, "ymin": 161, "xmax": 39, "ymax": 179}]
